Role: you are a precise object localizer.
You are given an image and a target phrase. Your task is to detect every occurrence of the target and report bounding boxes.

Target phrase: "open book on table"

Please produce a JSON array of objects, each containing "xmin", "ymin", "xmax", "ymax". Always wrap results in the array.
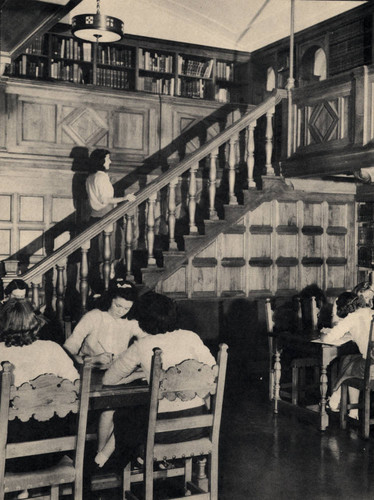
[{"xmin": 311, "ymin": 333, "xmax": 353, "ymax": 346}]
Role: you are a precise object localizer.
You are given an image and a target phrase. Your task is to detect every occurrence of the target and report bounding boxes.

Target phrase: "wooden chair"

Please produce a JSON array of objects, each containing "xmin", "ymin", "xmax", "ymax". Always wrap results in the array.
[
  {"xmin": 265, "ymin": 298, "xmax": 320, "ymax": 406},
  {"xmin": 0, "ymin": 358, "xmax": 92, "ymax": 500},
  {"xmin": 340, "ymin": 316, "xmax": 374, "ymax": 439},
  {"xmin": 123, "ymin": 343, "xmax": 228, "ymax": 500}
]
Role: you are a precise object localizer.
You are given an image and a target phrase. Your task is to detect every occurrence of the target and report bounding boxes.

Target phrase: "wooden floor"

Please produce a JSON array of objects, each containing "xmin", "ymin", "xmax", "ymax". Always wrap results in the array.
[{"xmin": 86, "ymin": 358, "xmax": 374, "ymax": 499}]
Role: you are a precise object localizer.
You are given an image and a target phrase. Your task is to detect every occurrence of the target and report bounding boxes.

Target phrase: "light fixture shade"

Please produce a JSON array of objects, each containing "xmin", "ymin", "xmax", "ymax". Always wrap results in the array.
[{"xmin": 72, "ymin": 13, "xmax": 124, "ymax": 43}]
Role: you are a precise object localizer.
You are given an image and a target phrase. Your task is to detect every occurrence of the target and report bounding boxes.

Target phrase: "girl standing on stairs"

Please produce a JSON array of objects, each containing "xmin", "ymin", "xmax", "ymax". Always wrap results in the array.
[{"xmin": 86, "ymin": 149, "xmax": 136, "ymax": 290}]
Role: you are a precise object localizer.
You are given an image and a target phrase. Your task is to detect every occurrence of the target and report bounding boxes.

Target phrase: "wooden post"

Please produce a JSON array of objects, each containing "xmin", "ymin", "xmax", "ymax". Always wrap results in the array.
[
  {"xmin": 246, "ymin": 121, "xmax": 256, "ymax": 188},
  {"xmin": 30, "ymin": 277, "xmax": 42, "ymax": 310},
  {"xmin": 286, "ymin": 0, "xmax": 295, "ymax": 157},
  {"xmin": 125, "ymin": 211, "xmax": 135, "ymax": 281},
  {"xmin": 103, "ymin": 224, "xmax": 113, "ymax": 290},
  {"xmin": 228, "ymin": 136, "xmax": 238, "ymax": 205},
  {"xmin": 56, "ymin": 260, "xmax": 66, "ymax": 326},
  {"xmin": 209, "ymin": 149, "xmax": 219, "ymax": 220},
  {"xmin": 188, "ymin": 165, "xmax": 198, "ymax": 233},
  {"xmin": 265, "ymin": 107, "xmax": 275, "ymax": 176},
  {"xmin": 147, "ymin": 193, "xmax": 157, "ymax": 266},
  {"xmin": 168, "ymin": 178, "xmax": 178, "ymax": 250},
  {"xmin": 80, "ymin": 241, "xmax": 90, "ymax": 314}
]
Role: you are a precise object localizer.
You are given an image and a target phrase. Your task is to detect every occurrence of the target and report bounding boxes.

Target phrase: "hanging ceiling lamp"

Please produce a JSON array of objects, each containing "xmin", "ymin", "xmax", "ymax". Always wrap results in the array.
[{"xmin": 71, "ymin": 0, "xmax": 124, "ymax": 43}]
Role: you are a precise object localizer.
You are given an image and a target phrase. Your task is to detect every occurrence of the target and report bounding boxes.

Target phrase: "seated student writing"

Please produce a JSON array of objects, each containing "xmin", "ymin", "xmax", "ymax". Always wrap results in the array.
[
  {"xmin": 64, "ymin": 279, "xmax": 146, "ymax": 365},
  {"xmin": 320, "ymin": 291, "xmax": 373, "ymax": 418},
  {"xmin": 95, "ymin": 292, "xmax": 216, "ymax": 470}
]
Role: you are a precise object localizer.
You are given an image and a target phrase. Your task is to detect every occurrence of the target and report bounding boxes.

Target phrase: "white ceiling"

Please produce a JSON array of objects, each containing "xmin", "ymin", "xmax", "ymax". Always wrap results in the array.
[{"xmin": 65, "ymin": 0, "xmax": 366, "ymax": 52}]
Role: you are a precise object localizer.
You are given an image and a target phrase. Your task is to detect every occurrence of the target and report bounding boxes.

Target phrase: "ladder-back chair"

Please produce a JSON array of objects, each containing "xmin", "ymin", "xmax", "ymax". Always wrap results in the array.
[
  {"xmin": 123, "ymin": 343, "xmax": 228, "ymax": 500},
  {"xmin": 0, "ymin": 358, "xmax": 92, "ymax": 500},
  {"xmin": 340, "ymin": 316, "xmax": 374, "ymax": 439},
  {"xmin": 265, "ymin": 297, "xmax": 320, "ymax": 407}
]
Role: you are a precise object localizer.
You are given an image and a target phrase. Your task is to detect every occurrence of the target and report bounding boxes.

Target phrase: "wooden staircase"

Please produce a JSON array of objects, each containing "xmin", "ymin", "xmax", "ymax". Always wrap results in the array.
[{"xmin": 2, "ymin": 89, "xmax": 287, "ymax": 324}]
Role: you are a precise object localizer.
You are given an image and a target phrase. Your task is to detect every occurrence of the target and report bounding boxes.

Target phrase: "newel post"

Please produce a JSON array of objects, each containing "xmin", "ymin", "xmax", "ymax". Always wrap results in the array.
[{"xmin": 2, "ymin": 260, "xmax": 20, "ymax": 290}]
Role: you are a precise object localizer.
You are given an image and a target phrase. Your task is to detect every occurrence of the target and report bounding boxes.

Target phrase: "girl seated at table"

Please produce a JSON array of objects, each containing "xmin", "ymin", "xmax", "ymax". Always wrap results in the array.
[
  {"xmin": 0, "ymin": 298, "xmax": 79, "ymax": 497},
  {"xmin": 64, "ymin": 279, "xmax": 147, "ymax": 365},
  {"xmin": 320, "ymin": 291, "xmax": 372, "ymax": 418},
  {"xmin": 95, "ymin": 291, "xmax": 216, "ymax": 470}
]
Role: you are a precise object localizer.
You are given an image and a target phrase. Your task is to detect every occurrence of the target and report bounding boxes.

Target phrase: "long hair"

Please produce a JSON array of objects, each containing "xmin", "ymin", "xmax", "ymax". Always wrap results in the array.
[
  {"xmin": 136, "ymin": 292, "xmax": 178, "ymax": 335},
  {"xmin": 336, "ymin": 292, "xmax": 361, "ymax": 319},
  {"xmin": 0, "ymin": 299, "xmax": 41, "ymax": 347},
  {"xmin": 89, "ymin": 149, "xmax": 110, "ymax": 173},
  {"xmin": 99, "ymin": 279, "xmax": 138, "ymax": 319}
]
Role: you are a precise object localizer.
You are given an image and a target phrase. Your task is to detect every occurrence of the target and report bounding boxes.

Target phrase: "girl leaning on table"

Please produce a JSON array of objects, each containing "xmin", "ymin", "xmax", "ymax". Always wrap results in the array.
[
  {"xmin": 63, "ymin": 278, "xmax": 148, "ymax": 454},
  {"xmin": 320, "ymin": 291, "xmax": 374, "ymax": 419}
]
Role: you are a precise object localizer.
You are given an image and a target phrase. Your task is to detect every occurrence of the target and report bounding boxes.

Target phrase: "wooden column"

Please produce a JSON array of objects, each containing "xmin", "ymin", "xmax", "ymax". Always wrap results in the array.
[
  {"xmin": 55, "ymin": 260, "xmax": 66, "ymax": 326},
  {"xmin": 188, "ymin": 164, "xmax": 198, "ymax": 233},
  {"xmin": 246, "ymin": 121, "xmax": 256, "ymax": 188},
  {"xmin": 265, "ymin": 108, "xmax": 275, "ymax": 176},
  {"xmin": 80, "ymin": 241, "xmax": 90, "ymax": 314},
  {"xmin": 168, "ymin": 178, "xmax": 178, "ymax": 250},
  {"xmin": 147, "ymin": 193, "xmax": 157, "ymax": 266},
  {"xmin": 103, "ymin": 224, "xmax": 114, "ymax": 290},
  {"xmin": 125, "ymin": 211, "xmax": 135, "ymax": 281},
  {"xmin": 228, "ymin": 136, "xmax": 238, "ymax": 205},
  {"xmin": 30, "ymin": 278, "xmax": 42, "ymax": 311},
  {"xmin": 209, "ymin": 149, "xmax": 219, "ymax": 220}
]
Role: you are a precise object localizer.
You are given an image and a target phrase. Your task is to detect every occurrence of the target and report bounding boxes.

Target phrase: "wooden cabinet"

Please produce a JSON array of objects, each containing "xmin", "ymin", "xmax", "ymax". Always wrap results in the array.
[{"xmin": 4, "ymin": 25, "xmax": 251, "ymax": 104}]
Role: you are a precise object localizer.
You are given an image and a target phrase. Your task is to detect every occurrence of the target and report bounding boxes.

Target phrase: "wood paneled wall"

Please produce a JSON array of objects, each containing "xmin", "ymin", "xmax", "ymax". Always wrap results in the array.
[{"xmin": 159, "ymin": 191, "xmax": 356, "ymax": 298}]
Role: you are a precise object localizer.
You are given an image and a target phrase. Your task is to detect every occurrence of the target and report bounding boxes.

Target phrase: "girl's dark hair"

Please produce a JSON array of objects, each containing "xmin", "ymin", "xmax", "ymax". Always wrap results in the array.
[
  {"xmin": 99, "ymin": 279, "xmax": 138, "ymax": 318},
  {"xmin": 136, "ymin": 292, "xmax": 177, "ymax": 335},
  {"xmin": 298, "ymin": 284, "xmax": 326, "ymax": 309},
  {"xmin": 4, "ymin": 279, "xmax": 29, "ymax": 298},
  {"xmin": 89, "ymin": 149, "xmax": 110, "ymax": 173},
  {"xmin": 336, "ymin": 292, "xmax": 361, "ymax": 318},
  {"xmin": 0, "ymin": 299, "xmax": 41, "ymax": 347}
]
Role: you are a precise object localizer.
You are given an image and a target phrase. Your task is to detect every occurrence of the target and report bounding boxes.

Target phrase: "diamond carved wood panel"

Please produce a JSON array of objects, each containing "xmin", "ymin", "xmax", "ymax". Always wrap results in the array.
[
  {"xmin": 61, "ymin": 106, "xmax": 109, "ymax": 147},
  {"xmin": 308, "ymin": 100, "xmax": 339, "ymax": 144}
]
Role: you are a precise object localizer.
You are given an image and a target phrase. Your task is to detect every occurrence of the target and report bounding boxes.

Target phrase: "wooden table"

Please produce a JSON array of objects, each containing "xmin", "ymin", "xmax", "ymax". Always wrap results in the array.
[
  {"xmin": 271, "ymin": 330, "xmax": 356, "ymax": 430},
  {"xmin": 89, "ymin": 368, "xmax": 149, "ymax": 410}
]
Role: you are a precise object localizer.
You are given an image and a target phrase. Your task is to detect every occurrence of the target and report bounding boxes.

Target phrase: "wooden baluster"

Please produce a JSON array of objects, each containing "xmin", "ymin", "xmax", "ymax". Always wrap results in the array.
[
  {"xmin": 273, "ymin": 344, "xmax": 281, "ymax": 414},
  {"xmin": 265, "ymin": 107, "xmax": 275, "ymax": 176},
  {"xmin": 147, "ymin": 193, "xmax": 157, "ymax": 266},
  {"xmin": 80, "ymin": 241, "xmax": 90, "ymax": 315},
  {"xmin": 55, "ymin": 261, "xmax": 65, "ymax": 326},
  {"xmin": 31, "ymin": 279, "xmax": 41, "ymax": 310},
  {"xmin": 188, "ymin": 164, "xmax": 198, "ymax": 233},
  {"xmin": 125, "ymin": 211, "xmax": 135, "ymax": 281},
  {"xmin": 168, "ymin": 178, "xmax": 178, "ymax": 250},
  {"xmin": 246, "ymin": 121, "xmax": 256, "ymax": 188},
  {"xmin": 209, "ymin": 149, "xmax": 219, "ymax": 220},
  {"xmin": 103, "ymin": 224, "xmax": 113, "ymax": 290},
  {"xmin": 311, "ymin": 296, "xmax": 318, "ymax": 330},
  {"xmin": 228, "ymin": 136, "xmax": 238, "ymax": 205},
  {"xmin": 197, "ymin": 457, "xmax": 208, "ymax": 492}
]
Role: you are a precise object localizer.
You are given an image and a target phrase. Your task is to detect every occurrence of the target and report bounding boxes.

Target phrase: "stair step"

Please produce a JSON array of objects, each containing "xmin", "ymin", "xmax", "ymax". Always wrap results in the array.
[
  {"xmin": 183, "ymin": 234, "xmax": 206, "ymax": 253},
  {"xmin": 203, "ymin": 219, "xmax": 226, "ymax": 236},
  {"xmin": 163, "ymin": 250, "xmax": 186, "ymax": 268},
  {"xmin": 223, "ymin": 204, "xmax": 246, "ymax": 222}
]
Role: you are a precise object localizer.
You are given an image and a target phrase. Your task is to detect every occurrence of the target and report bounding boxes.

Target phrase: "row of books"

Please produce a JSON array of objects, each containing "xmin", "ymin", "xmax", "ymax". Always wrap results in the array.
[
  {"xmin": 216, "ymin": 61, "xmax": 234, "ymax": 81},
  {"xmin": 51, "ymin": 62, "xmax": 92, "ymax": 84},
  {"xmin": 358, "ymin": 226, "xmax": 374, "ymax": 245},
  {"xmin": 52, "ymin": 37, "xmax": 92, "ymax": 62},
  {"xmin": 24, "ymin": 35, "xmax": 48, "ymax": 56},
  {"xmin": 6, "ymin": 60, "xmax": 46, "ymax": 78},
  {"xmin": 178, "ymin": 56, "xmax": 213, "ymax": 79},
  {"xmin": 97, "ymin": 46, "xmax": 134, "ymax": 67},
  {"xmin": 138, "ymin": 76, "xmax": 175, "ymax": 95},
  {"xmin": 139, "ymin": 49, "xmax": 173, "ymax": 73},
  {"xmin": 96, "ymin": 68, "xmax": 133, "ymax": 89},
  {"xmin": 176, "ymin": 78, "xmax": 208, "ymax": 99}
]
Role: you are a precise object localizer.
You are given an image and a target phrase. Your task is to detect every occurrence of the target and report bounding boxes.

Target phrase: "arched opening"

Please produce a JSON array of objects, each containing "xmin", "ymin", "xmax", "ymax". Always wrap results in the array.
[
  {"xmin": 299, "ymin": 45, "xmax": 327, "ymax": 86},
  {"xmin": 266, "ymin": 67, "xmax": 276, "ymax": 91}
]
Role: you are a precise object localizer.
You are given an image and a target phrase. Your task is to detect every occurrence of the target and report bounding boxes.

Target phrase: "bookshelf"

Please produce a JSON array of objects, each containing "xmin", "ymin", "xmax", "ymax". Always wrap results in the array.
[
  {"xmin": 357, "ymin": 201, "xmax": 374, "ymax": 282},
  {"xmin": 4, "ymin": 26, "xmax": 251, "ymax": 104}
]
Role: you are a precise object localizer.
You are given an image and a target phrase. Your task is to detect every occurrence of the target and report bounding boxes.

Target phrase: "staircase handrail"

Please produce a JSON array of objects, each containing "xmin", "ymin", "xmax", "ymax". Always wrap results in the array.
[{"xmin": 17, "ymin": 89, "xmax": 286, "ymax": 283}]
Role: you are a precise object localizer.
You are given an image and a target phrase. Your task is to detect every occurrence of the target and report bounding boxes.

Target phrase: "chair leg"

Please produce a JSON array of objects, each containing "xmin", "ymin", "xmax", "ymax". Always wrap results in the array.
[
  {"xmin": 209, "ymin": 453, "xmax": 218, "ymax": 500},
  {"xmin": 340, "ymin": 383, "xmax": 348, "ymax": 430},
  {"xmin": 123, "ymin": 462, "xmax": 131, "ymax": 499},
  {"xmin": 292, "ymin": 366, "xmax": 298, "ymax": 405},
  {"xmin": 50, "ymin": 486, "xmax": 59, "ymax": 500},
  {"xmin": 184, "ymin": 457, "xmax": 192, "ymax": 483},
  {"xmin": 363, "ymin": 389, "xmax": 371, "ymax": 440},
  {"xmin": 144, "ymin": 459, "xmax": 154, "ymax": 500}
]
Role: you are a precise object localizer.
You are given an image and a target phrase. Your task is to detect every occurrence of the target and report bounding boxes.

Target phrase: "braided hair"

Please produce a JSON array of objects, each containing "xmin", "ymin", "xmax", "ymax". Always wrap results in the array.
[{"xmin": 336, "ymin": 292, "xmax": 361, "ymax": 319}]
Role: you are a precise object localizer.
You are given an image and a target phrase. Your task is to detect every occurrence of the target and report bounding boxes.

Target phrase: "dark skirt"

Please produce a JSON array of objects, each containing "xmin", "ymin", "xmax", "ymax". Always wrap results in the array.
[
  {"xmin": 112, "ymin": 404, "xmax": 208, "ymax": 468},
  {"xmin": 332, "ymin": 354, "xmax": 373, "ymax": 392}
]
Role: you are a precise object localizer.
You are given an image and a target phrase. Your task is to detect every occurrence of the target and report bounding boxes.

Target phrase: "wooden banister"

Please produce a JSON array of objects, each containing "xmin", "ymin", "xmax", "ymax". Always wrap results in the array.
[{"xmin": 15, "ymin": 89, "xmax": 286, "ymax": 284}]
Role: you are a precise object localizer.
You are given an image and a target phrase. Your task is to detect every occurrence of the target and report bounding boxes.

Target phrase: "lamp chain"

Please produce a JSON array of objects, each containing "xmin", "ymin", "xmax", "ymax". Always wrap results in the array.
[{"xmin": 96, "ymin": 0, "xmax": 100, "ymax": 14}]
